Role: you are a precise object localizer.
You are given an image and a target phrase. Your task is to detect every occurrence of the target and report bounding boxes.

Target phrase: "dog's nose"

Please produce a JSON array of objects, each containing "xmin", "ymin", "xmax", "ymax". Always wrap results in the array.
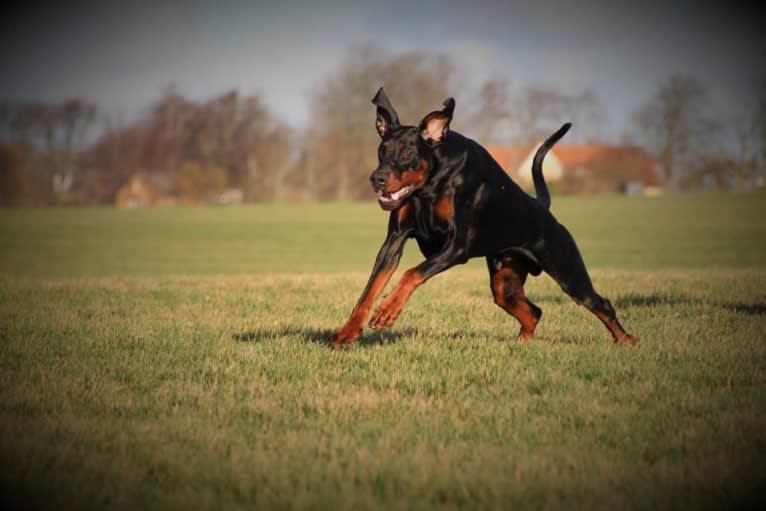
[{"xmin": 370, "ymin": 171, "xmax": 387, "ymax": 189}]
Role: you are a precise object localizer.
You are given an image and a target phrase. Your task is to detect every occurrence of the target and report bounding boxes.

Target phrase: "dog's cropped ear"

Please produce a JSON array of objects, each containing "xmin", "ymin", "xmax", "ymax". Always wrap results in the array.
[
  {"xmin": 419, "ymin": 97, "xmax": 455, "ymax": 146},
  {"xmin": 372, "ymin": 87, "xmax": 400, "ymax": 138}
]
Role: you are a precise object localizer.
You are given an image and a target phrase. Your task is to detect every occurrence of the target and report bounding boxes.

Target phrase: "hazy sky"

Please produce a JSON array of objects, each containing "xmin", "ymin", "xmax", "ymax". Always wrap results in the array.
[{"xmin": 1, "ymin": 1, "xmax": 764, "ymax": 140}]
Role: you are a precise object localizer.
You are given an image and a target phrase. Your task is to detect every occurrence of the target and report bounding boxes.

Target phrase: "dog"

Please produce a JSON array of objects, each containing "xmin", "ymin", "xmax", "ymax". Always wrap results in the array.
[{"xmin": 329, "ymin": 87, "xmax": 638, "ymax": 347}]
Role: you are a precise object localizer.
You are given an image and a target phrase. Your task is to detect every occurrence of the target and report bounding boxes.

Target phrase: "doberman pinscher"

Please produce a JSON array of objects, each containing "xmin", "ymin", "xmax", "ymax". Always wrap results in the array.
[{"xmin": 329, "ymin": 87, "xmax": 638, "ymax": 347}]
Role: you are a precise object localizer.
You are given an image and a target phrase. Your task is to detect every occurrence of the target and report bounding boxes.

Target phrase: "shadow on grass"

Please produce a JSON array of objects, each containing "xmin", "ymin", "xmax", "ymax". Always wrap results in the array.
[
  {"xmin": 232, "ymin": 326, "xmax": 417, "ymax": 347},
  {"xmin": 722, "ymin": 303, "xmax": 766, "ymax": 315},
  {"xmin": 232, "ymin": 324, "xmax": 585, "ymax": 347},
  {"xmin": 616, "ymin": 293, "xmax": 766, "ymax": 316},
  {"xmin": 232, "ymin": 295, "xmax": 766, "ymax": 349},
  {"xmin": 615, "ymin": 293, "xmax": 689, "ymax": 308}
]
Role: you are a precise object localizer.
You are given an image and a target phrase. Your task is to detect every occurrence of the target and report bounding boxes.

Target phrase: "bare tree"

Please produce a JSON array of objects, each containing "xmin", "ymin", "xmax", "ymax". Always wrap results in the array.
[
  {"xmin": 54, "ymin": 100, "xmax": 97, "ymax": 192},
  {"xmin": 633, "ymin": 74, "xmax": 720, "ymax": 189},
  {"xmin": 77, "ymin": 118, "xmax": 148, "ymax": 204},
  {"xmin": 508, "ymin": 86, "xmax": 605, "ymax": 145},
  {"xmin": 143, "ymin": 87, "xmax": 196, "ymax": 178},
  {"xmin": 561, "ymin": 90, "xmax": 605, "ymax": 144},
  {"xmin": 0, "ymin": 99, "xmax": 97, "ymax": 199},
  {"xmin": 79, "ymin": 87, "xmax": 292, "ymax": 204},
  {"xmin": 512, "ymin": 86, "xmax": 562, "ymax": 145},
  {"xmin": 742, "ymin": 80, "xmax": 766, "ymax": 186},
  {"xmin": 0, "ymin": 142, "xmax": 39, "ymax": 206},
  {"xmin": 465, "ymin": 78, "xmax": 512, "ymax": 144},
  {"xmin": 757, "ymin": 83, "xmax": 766, "ymax": 168},
  {"xmin": 233, "ymin": 94, "xmax": 293, "ymax": 201}
]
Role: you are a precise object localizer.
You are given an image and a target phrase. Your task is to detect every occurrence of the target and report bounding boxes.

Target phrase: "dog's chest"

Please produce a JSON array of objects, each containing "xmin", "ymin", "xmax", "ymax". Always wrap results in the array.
[{"xmin": 409, "ymin": 198, "xmax": 451, "ymax": 257}]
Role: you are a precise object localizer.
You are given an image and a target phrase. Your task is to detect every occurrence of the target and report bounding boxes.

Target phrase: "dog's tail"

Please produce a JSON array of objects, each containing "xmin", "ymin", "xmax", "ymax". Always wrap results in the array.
[{"xmin": 532, "ymin": 122, "xmax": 571, "ymax": 209}]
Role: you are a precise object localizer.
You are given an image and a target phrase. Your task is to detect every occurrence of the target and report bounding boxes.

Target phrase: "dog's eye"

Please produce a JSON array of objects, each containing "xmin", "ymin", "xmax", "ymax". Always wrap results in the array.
[{"xmin": 401, "ymin": 149, "xmax": 415, "ymax": 161}]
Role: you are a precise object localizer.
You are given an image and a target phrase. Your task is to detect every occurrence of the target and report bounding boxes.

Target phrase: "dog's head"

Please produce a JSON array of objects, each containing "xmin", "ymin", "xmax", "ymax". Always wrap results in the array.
[{"xmin": 369, "ymin": 87, "xmax": 455, "ymax": 211}]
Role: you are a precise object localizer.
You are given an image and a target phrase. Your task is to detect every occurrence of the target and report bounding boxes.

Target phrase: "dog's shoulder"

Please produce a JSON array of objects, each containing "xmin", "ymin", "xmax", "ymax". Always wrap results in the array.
[{"xmin": 438, "ymin": 131, "xmax": 521, "ymax": 194}]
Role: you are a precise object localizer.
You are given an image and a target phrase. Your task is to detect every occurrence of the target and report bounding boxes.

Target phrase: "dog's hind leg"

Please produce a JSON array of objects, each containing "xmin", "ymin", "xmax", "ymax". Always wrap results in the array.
[
  {"xmin": 539, "ymin": 224, "xmax": 638, "ymax": 345},
  {"xmin": 487, "ymin": 256, "xmax": 542, "ymax": 340}
]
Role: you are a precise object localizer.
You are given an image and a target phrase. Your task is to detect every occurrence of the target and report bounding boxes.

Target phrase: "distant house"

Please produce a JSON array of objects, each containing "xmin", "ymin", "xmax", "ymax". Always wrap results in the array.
[
  {"xmin": 487, "ymin": 143, "xmax": 662, "ymax": 195},
  {"xmin": 213, "ymin": 188, "xmax": 244, "ymax": 206},
  {"xmin": 115, "ymin": 173, "xmax": 176, "ymax": 208}
]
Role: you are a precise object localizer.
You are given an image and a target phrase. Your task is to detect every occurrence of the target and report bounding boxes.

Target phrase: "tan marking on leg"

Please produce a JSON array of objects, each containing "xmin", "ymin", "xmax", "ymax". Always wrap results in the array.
[
  {"xmin": 330, "ymin": 267, "xmax": 395, "ymax": 345},
  {"xmin": 491, "ymin": 267, "xmax": 538, "ymax": 339},
  {"xmin": 370, "ymin": 268, "xmax": 424, "ymax": 329}
]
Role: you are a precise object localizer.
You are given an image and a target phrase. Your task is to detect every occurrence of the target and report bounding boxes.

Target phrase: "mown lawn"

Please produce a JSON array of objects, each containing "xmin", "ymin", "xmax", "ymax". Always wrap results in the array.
[{"xmin": 1, "ymin": 192, "xmax": 765, "ymax": 510}]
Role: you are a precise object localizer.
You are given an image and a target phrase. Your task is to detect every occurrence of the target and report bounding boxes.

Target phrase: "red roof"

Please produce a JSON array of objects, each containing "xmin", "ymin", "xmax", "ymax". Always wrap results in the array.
[
  {"xmin": 487, "ymin": 143, "xmax": 660, "ymax": 187},
  {"xmin": 486, "ymin": 144, "xmax": 534, "ymax": 174}
]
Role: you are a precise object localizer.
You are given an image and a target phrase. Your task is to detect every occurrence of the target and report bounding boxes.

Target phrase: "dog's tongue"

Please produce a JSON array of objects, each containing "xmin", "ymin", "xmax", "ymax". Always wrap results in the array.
[
  {"xmin": 390, "ymin": 186, "xmax": 412, "ymax": 201},
  {"xmin": 377, "ymin": 185, "xmax": 413, "ymax": 205}
]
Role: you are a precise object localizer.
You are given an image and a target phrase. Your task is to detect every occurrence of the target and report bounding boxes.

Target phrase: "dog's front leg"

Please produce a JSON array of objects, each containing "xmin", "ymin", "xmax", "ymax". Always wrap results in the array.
[
  {"xmin": 329, "ymin": 232, "xmax": 408, "ymax": 346},
  {"xmin": 369, "ymin": 245, "xmax": 468, "ymax": 330}
]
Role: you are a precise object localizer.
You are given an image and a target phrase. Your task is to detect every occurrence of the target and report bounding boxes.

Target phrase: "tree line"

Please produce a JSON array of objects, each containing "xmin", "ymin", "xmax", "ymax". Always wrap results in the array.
[{"xmin": 2, "ymin": 46, "xmax": 765, "ymax": 206}]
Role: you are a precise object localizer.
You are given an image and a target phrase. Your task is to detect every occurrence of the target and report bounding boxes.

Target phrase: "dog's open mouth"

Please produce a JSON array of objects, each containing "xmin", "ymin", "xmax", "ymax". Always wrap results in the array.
[{"xmin": 377, "ymin": 185, "xmax": 415, "ymax": 210}]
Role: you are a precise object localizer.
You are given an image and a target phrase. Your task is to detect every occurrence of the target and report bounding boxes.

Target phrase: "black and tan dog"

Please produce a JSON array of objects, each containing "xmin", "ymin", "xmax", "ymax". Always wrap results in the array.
[{"xmin": 330, "ymin": 87, "xmax": 638, "ymax": 347}]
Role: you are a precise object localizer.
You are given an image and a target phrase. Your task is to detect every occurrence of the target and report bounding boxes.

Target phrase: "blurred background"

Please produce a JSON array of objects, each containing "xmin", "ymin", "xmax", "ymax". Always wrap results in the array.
[{"xmin": 1, "ymin": 0, "xmax": 764, "ymax": 208}]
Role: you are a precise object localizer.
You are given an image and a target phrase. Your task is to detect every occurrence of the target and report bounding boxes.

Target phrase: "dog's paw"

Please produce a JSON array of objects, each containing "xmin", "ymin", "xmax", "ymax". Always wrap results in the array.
[
  {"xmin": 328, "ymin": 324, "xmax": 361, "ymax": 348},
  {"xmin": 369, "ymin": 302, "xmax": 401, "ymax": 330},
  {"xmin": 616, "ymin": 333, "xmax": 639, "ymax": 346}
]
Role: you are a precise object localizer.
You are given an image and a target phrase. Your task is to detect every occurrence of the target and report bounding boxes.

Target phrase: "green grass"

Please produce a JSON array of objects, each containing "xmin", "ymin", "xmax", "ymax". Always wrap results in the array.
[
  {"xmin": 1, "ymin": 192, "xmax": 765, "ymax": 510},
  {"xmin": 1, "ymin": 192, "xmax": 764, "ymax": 277}
]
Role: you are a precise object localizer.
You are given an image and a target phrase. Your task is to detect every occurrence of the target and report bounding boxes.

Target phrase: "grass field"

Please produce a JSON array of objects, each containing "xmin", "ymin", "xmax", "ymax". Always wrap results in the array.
[{"xmin": 1, "ymin": 192, "xmax": 765, "ymax": 510}]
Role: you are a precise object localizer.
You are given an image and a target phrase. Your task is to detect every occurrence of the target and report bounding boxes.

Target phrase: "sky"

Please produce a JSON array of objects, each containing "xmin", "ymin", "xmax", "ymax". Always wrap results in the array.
[{"xmin": 1, "ymin": 0, "xmax": 764, "ymax": 141}]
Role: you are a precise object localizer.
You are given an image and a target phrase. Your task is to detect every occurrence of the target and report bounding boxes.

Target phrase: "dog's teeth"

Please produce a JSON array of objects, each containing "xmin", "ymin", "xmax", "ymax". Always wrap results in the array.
[
  {"xmin": 394, "ymin": 187, "xmax": 409, "ymax": 200},
  {"xmin": 393, "ymin": 186, "xmax": 411, "ymax": 200}
]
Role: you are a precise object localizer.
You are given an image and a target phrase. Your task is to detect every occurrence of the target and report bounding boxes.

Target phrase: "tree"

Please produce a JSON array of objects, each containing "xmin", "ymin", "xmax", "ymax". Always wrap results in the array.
[
  {"xmin": 465, "ymin": 78, "xmax": 512, "ymax": 144},
  {"xmin": 506, "ymin": 86, "xmax": 606, "ymax": 145},
  {"xmin": 82, "ymin": 88, "xmax": 292, "ymax": 203},
  {"xmin": 0, "ymin": 99, "xmax": 97, "ymax": 202},
  {"xmin": 0, "ymin": 143, "xmax": 47, "ymax": 206},
  {"xmin": 681, "ymin": 155, "xmax": 740, "ymax": 191},
  {"xmin": 512, "ymin": 86, "xmax": 562, "ymax": 145},
  {"xmin": 142, "ymin": 87, "xmax": 196, "ymax": 178},
  {"xmin": 757, "ymin": 83, "xmax": 766, "ymax": 168},
  {"xmin": 76, "ymin": 120, "xmax": 148, "ymax": 204},
  {"xmin": 633, "ymin": 75, "xmax": 720, "ymax": 189},
  {"xmin": 561, "ymin": 90, "xmax": 605, "ymax": 144},
  {"xmin": 233, "ymin": 94, "xmax": 293, "ymax": 201},
  {"xmin": 737, "ymin": 80, "xmax": 766, "ymax": 188}
]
